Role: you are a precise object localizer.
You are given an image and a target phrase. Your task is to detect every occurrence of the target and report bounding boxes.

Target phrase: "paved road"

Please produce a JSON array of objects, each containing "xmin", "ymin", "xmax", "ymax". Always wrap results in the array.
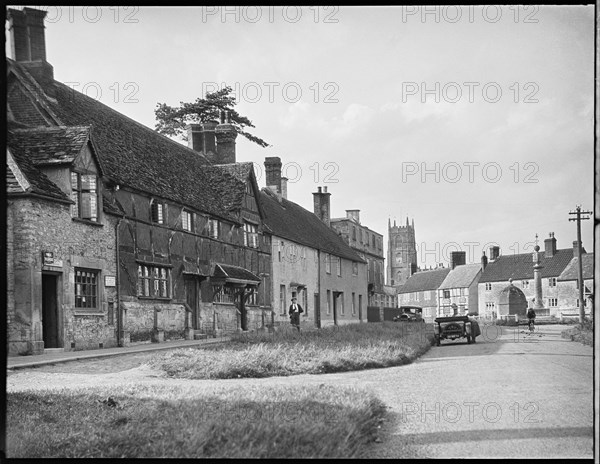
[{"xmin": 6, "ymin": 324, "xmax": 594, "ymax": 459}]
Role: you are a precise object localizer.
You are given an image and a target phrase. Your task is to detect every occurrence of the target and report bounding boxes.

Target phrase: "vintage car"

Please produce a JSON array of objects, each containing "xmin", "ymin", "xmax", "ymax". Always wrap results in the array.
[
  {"xmin": 393, "ymin": 306, "xmax": 424, "ymax": 322},
  {"xmin": 433, "ymin": 315, "xmax": 481, "ymax": 345}
]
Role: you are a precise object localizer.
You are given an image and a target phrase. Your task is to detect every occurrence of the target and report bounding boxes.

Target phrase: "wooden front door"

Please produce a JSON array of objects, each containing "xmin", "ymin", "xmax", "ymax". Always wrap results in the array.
[
  {"xmin": 42, "ymin": 273, "xmax": 59, "ymax": 348},
  {"xmin": 184, "ymin": 276, "xmax": 200, "ymax": 330}
]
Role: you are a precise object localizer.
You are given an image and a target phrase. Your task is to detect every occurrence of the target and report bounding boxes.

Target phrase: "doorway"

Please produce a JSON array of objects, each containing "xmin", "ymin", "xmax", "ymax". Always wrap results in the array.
[
  {"xmin": 333, "ymin": 291, "xmax": 341, "ymax": 325},
  {"xmin": 184, "ymin": 276, "xmax": 201, "ymax": 330},
  {"xmin": 42, "ymin": 273, "xmax": 60, "ymax": 348}
]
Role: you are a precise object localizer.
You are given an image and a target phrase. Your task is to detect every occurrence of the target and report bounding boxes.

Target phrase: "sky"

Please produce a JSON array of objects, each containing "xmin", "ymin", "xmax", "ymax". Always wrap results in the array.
[{"xmin": 6, "ymin": 5, "xmax": 596, "ymax": 269}]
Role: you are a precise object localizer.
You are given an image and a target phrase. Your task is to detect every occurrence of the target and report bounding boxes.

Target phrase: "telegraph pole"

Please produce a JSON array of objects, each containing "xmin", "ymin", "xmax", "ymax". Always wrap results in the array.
[{"xmin": 568, "ymin": 205, "xmax": 592, "ymax": 323}]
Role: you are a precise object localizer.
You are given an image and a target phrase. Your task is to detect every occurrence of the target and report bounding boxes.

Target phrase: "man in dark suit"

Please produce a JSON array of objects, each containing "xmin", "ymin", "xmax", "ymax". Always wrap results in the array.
[{"xmin": 288, "ymin": 297, "xmax": 304, "ymax": 332}]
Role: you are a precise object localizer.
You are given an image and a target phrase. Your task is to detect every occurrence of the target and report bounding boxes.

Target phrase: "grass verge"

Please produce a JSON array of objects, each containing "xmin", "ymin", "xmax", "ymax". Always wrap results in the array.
[
  {"xmin": 560, "ymin": 321, "xmax": 594, "ymax": 346},
  {"xmin": 148, "ymin": 322, "xmax": 434, "ymax": 379},
  {"xmin": 7, "ymin": 383, "xmax": 385, "ymax": 458}
]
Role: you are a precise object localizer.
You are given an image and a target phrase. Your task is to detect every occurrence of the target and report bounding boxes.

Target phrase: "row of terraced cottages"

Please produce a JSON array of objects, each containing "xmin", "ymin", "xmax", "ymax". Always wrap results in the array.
[{"xmin": 6, "ymin": 7, "xmax": 367, "ymax": 356}]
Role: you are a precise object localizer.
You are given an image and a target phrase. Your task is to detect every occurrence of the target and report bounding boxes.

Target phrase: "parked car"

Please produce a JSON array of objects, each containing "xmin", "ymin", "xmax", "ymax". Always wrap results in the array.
[
  {"xmin": 393, "ymin": 306, "xmax": 424, "ymax": 322},
  {"xmin": 433, "ymin": 315, "xmax": 481, "ymax": 345}
]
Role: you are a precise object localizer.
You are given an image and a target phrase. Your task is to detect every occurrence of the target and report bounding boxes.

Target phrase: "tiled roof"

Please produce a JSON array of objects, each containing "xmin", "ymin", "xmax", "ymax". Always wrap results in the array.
[
  {"xmin": 558, "ymin": 253, "xmax": 594, "ymax": 281},
  {"xmin": 7, "ymin": 126, "xmax": 92, "ymax": 165},
  {"xmin": 203, "ymin": 162, "xmax": 263, "ymax": 216},
  {"xmin": 7, "ymin": 59, "xmax": 245, "ymax": 224},
  {"xmin": 479, "ymin": 249, "xmax": 575, "ymax": 283},
  {"xmin": 439, "ymin": 264, "xmax": 482, "ymax": 290},
  {"xmin": 397, "ymin": 268, "xmax": 451, "ymax": 293},
  {"xmin": 259, "ymin": 188, "xmax": 365, "ymax": 262},
  {"xmin": 6, "ymin": 147, "xmax": 71, "ymax": 202}
]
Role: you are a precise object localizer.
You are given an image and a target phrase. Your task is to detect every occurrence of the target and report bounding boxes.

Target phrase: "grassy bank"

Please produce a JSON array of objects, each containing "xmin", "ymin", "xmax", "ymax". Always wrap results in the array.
[
  {"xmin": 7, "ymin": 383, "xmax": 385, "ymax": 458},
  {"xmin": 561, "ymin": 321, "xmax": 594, "ymax": 346},
  {"xmin": 148, "ymin": 322, "xmax": 434, "ymax": 379}
]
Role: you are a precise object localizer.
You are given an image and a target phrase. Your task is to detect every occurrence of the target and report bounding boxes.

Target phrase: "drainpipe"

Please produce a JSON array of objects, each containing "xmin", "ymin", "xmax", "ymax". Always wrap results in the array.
[
  {"xmin": 317, "ymin": 249, "xmax": 321, "ymax": 329},
  {"xmin": 115, "ymin": 214, "xmax": 124, "ymax": 347}
]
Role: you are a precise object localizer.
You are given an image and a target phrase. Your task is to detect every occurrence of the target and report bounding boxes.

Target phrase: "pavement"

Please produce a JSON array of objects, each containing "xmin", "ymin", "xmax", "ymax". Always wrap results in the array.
[{"xmin": 6, "ymin": 336, "xmax": 231, "ymax": 370}]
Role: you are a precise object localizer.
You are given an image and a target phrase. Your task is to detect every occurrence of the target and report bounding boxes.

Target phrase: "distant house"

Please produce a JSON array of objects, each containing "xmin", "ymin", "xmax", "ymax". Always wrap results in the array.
[
  {"xmin": 330, "ymin": 209, "xmax": 385, "ymax": 308},
  {"xmin": 478, "ymin": 236, "xmax": 578, "ymax": 318},
  {"xmin": 260, "ymin": 160, "xmax": 368, "ymax": 328},
  {"xmin": 557, "ymin": 252, "xmax": 594, "ymax": 318},
  {"xmin": 437, "ymin": 263, "xmax": 482, "ymax": 317},
  {"xmin": 397, "ymin": 267, "xmax": 451, "ymax": 321}
]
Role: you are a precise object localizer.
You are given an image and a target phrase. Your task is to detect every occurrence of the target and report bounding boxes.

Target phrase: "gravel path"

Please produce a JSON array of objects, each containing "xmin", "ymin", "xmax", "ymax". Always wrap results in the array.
[{"xmin": 6, "ymin": 325, "xmax": 594, "ymax": 459}]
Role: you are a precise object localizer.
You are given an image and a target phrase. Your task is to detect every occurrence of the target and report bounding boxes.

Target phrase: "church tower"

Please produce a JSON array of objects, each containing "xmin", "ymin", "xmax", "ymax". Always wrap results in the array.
[{"xmin": 387, "ymin": 217, "xmax": 417, "ymax": 288}]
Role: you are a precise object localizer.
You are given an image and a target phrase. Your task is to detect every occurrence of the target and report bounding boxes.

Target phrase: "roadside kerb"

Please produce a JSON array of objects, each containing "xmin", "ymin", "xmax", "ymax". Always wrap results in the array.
[{"xmin": 6, "ymin": 337, "xmax": 231, "ymax": 370}]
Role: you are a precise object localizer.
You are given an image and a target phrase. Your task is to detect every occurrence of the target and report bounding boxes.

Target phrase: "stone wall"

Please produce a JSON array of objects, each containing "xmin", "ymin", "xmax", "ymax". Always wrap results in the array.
[{"xmin": 7, "ymin": 196, "xmax": 118, "ymax": 355}]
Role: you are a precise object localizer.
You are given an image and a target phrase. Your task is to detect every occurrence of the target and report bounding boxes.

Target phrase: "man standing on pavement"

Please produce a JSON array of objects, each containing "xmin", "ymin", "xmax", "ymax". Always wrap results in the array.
[{"xmin": 289, "ymin": 297, "xmax": 304, "ymax": 332}]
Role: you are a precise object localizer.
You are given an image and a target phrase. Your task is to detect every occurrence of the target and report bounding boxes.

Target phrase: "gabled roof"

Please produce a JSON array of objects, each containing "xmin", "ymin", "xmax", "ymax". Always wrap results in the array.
[
  {"xmin": 7, "ymin": 126, "xmax": 92, "ymax": 166},
  {"xmin": 259, "ymin": 188, "xmax": 365, "ymax": 262},
  {"xmin": 439, "ymin": 264, "xmax": 482, "ymax": 290},
  {"xmin": 558, "ymin": 253, "xmax": 594, "ymax": 281},
  {"xmin": 7, "ymin": 59, "xmax": 245, "ymax": 224},
  {"xmin": 479, "ymin": 249, "xmax": 575, "ymax": 283},
  {"xmin": 397, "ymin": 268, "xmax": 451, "ymax": 293},
  {"xmin": 7, "ymin": 147, "xmax": 71, "ymax": 202},
  {"xmin": 203, "ymin": 162, "xmax": 265, "ymax": 218}
]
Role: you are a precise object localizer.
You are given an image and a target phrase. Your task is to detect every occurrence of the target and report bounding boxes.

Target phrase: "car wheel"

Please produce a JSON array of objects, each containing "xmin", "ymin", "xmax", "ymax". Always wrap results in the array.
[{"xmin": 467, "ymin": 334, "xmax": 472, "ymax": 344}]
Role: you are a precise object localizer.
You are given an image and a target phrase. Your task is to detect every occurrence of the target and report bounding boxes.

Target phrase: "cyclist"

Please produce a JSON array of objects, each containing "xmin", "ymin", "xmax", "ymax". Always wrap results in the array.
[{"xmin": 526, "ymin": 300, "xmax": 536, "ymax": 332}]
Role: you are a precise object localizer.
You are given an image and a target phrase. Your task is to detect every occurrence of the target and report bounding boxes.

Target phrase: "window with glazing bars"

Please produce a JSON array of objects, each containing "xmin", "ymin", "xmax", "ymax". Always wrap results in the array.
[{"xmin": 75, "ymin": 268, "xmax": 98, "ymax": 309}]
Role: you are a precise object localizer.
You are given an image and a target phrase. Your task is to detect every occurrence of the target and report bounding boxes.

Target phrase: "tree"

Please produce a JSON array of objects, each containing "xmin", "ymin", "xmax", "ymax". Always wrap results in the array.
[{"xmin": 154, "ymin": 86, "xmax": 269, "ymax": 148}]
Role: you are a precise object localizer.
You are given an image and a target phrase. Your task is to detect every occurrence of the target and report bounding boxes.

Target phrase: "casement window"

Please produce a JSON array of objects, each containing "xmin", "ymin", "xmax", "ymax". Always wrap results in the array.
[
  {"xmin": 150, "ymin": 200, "xmax": 165, "ymax": 224},
  {"xmin": 71, "ymin": 172, "xmax": 98, "ymax": 222},
  {"xmin": 280, "ymin": 285, "xmax": 286, "ymax": 314},
  {"xmin": 208, "ymin": 219, "xmax": 219, "ymax": 239},
  {"xmin": 244, "ymin": 222, "xmax": 258, "ymax": 248},
  {"xmin": 325, "ymin": 253, "xmax": 331, "ymax": 274},
  {"xmin": 352, "ymin": 262, "xmax": 358, "ymax": 275},
  {"xmin": 486, "ymin": 302, "xmax": 495, "ymax": 311},
  {"xmin": 372, "ymin": 234, "xmax": 376, "ymax": 247},
  {"xmin": 181, "ymin": 210, "xmax": 193, "ymax": 232},
  {"xmin": 246, "ymin": 288, "xmax": 258, "ymax": 306},
  {"xmin": 548, "ymin": 298, "xmax": 558, "ymax": 307},
  {"xmin": 301, "ymin": 247, "xmax": 307, "ymax": 267},
  {"xmin": 443, "ymin": 290, "xmax": 450, "ymax": 299},
  {"xmin": 138, "ymin": 264, "xmax": 171, "ymax": 298},
  {"xmin": 352, "ymin": 227, "xmax": 356, "ymax": 241},
  {"xmin": 75, "ymin": 268, "xmax": 99, "ymax": 309},
  {"xmin": 522, "ymin": 280, "xmax": 529, "ymax": 289},
  {"xmin": 336, "ymin": 257, "xmax": 342, "ymax": 277},
  {"xmin": 278, "ymin": 241, "xmax": 284, "ymax": 262},
  {"xmin": 485, "ymin": 283, "xmax": 492, "ymax": 291},
  {"xmin": 359, "ymin": 229, "xmax": 362, "ymax": 243},
  {"xmin": 548, "ymin": 277, "xmax": 557, "ymax": 287},
  {"xmin": 213, "ymin": 285, "xmax": 236, "ymax": 304}
]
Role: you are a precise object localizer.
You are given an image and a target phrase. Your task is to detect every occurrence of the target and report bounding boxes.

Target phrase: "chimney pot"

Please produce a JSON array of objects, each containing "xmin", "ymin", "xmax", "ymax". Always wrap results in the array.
[{"xmin": 215, "ymin": 118, "xmax": 237, "ymax": 164}]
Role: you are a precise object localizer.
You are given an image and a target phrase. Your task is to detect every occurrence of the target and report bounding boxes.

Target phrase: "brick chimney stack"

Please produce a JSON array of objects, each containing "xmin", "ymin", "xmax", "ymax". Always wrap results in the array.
[
  {"xmin": 313, "ymin": 186, "xmax": 331, "ymax": 226},
  {"xmin": 265, "ymin": 157, "xmax": 282, "ymax": 193},
  {"xmin": 544, "ymin": 232, "xmax": 557, "ymax": 258},
  {"xmin": 450, "ymin": 251, "xmax": 466, "ymax": 269},
  {"xmin": 489, "ymin": 246, "xmax": 500, "ymax": 261},
  {"xmin": 215, "ymin": 111, "xmax": 237, "ymax": 164},
  {"xmin": 186, "ymin": 121, "xmax": 218, "ymax": 162},
  {"xmin": 481, "ymin": 251, "xmax": 488, "ymax": 271},
  {"xmin": 8, "ymin": 8, "xmax": 55, "ymax": 93},
  {"xmin": 346, "ymin": 210, "xmax": 360, "ymax": 224}
]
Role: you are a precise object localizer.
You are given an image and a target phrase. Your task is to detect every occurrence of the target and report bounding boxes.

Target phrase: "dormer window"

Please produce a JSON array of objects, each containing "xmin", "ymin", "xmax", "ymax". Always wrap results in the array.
[
  {"xmin": 209, "ymin": 219, "xmax": 219, "ymax": 239},
  {"xmin": 151, "ymin": 200, "xmax": 165, "ymax": 224},
  {"xmin": 71, "ymin": 171, "xmax": 98, "ymax": 222}
]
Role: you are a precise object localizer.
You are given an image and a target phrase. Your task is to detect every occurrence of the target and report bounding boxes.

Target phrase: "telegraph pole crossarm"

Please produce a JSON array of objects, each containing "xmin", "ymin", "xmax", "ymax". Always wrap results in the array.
[{"xmin": 568, "ymin": 205, "xmax": 592, "ymax": 323}]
